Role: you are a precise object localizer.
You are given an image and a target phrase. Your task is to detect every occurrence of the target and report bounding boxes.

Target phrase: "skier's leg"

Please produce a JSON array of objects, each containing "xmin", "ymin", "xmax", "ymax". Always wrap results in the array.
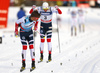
[
  {"xmin": 40, "ymin": 24, "xmax": 45, "ymax": 61},
  {"xmin": 79, "ymin": 24, "xmax": 81, "ymax": 32},
  {"xmin": 29, "ymin": 44, "xmax": 35, "ymax": 68},
  {"xmin": 40, "ymin": 38, "xmax": 45, "ymax": 61},
  {"xmin": 47, "ymin": 38, "xmax": 52, "ymax": 61},
  {"xmin": 71, "ymin": 18, "xmax": 74, "ymax": 36},
  {"xmin": 78, "ymin": 17, "xmax": 81, "ymax": 32},
  {"xmin": 74, "ymin": 18, "xmax": 77, "ymax": 36},
  {"xmin": 71, "ymin": 26, "xmax": 73, "ymax": 36},
  {"xmin": 47, "ymin": 24, "xmax": 52, "ymax": 61},
  {"xmin": 75, "ymin": 26, "xmax": 77, "ymax": 36},
  {"xmin": 28, "ymin": 30, "xmax": 35, "ymax": 68},
  {"xmin": 22, "ymin": 45, "xmax": 27, "ymax": 68},
  {"xmin": 29, "ymin": 45, "xmax": 35, "ymax": 61},
  {"xmin": 82, "ymin": 16, "xmax": 85, "ymax": 32},
  {"xmin": 82, "ymin": 24, "xmax": 85, "ymax": 32},
  {"xmin": 20, "ymin": 31, "xmax": 27, "ymax": 69}
]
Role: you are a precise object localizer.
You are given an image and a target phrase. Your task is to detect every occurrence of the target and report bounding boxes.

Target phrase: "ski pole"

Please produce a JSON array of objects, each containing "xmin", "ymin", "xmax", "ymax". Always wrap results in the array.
[
  {"xmin": 33, "ymin": 29, "xmax": 41, "ymax": 36},
  {"xmin": 33, "ymin": 29, "xmax": 45, "ymax": 38},
  {"xmin": 56, "ymin": 12, "xmax": 61, "ymax": 53}
]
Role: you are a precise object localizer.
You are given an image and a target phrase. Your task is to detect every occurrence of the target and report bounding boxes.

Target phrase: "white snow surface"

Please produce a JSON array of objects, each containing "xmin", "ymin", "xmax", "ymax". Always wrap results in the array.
[{"xmin": 0, "ymin": 7, "xmax": 100, "ymax": 73}]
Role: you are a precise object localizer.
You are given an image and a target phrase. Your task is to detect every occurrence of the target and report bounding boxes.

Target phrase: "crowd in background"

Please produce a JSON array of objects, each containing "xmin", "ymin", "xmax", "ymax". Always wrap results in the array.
[{"xmin": 10, "ymin": 0, "xmax": 100, "ymax": 8}]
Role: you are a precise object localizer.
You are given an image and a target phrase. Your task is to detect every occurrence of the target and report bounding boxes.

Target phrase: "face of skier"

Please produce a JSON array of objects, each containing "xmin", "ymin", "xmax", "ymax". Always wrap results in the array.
[
  {"xmin": 31, "ymin": 17, "xmax": 39, "ymax": 21},
  {"xmin": 42, "ymin": 2, "xmax": 49, "ymax": 12},
  {"xmin": 43, "ymin": 8, "xmax": 48, "ymax": 12}
]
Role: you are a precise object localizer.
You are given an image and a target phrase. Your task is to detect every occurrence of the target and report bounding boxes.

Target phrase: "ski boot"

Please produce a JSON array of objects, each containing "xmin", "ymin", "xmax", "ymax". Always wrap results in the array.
[
  {"xmin": 46, "ymin": 54, "xmax": 52, "ymax": 63},
  {"xmin": 75, "ymin": 27, "xmax": 77, "ymax": 36},
  {"xmin": 30, "ymin": 61, "xmax": 36, "ymax": 72},
  {"xmin": 40, "ymin": 53, "xmax": 43, "ymax": 61},
  {"xmin": 38, "ymin": 53, "xmax": 43, "ymax": 63},
  {"xmin": 82, "ymin": 24, "xmax": 85, "ymax": 32},
  {"xmin": 48, "ymin": 54, "xmax": 52, "ymax": 62},
  {"xmin": 71, "ymin": 27, "xmax": 73, "ymax": 36},
  {"xmin": 20, "ymin": 61, "xmax": 26, "ymax": 72}
]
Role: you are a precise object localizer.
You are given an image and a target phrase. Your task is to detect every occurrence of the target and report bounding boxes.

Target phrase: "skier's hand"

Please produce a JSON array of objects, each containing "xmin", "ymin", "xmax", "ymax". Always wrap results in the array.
[
  {"xmin": 34, "ymin": 26, "xmax": 38, "ymax": 31},
  {"xmin": 34, "ymin": 8, "xmax": 38, "ymax": 11},
  {"xmin": 32, "ymin": 5, "xmax": 36, "ymax": 9},
  {"xmin": 15, "ymin": 31, "xmax": 18, "ymax": 37},
  {"xmin": 55, "ymin": 5, "xmax": 59, "ymax": 10}
]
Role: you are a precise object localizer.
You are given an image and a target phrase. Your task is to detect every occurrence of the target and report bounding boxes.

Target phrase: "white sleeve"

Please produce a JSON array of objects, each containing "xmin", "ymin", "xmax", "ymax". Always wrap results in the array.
[
  {"xmin": 37, "ymin": 7, "xmax": 41, "ymax": 13},
  {"xmin": 51, "ymin": 7, "xmax": 58, "ymax": 13},
  {"xmin": 16, "ymin": 17, "xmax": 25, "ymax": 24}
]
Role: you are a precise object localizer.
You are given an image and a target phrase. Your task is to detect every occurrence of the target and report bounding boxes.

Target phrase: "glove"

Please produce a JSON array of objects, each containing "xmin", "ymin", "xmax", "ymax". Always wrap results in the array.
[
  {"xmin": 34, "ymin": 8, "xmax": 38, "ymax": 11},
  {"xmin": 32, "ymin": 5, "xmax": 36, "ymax": 9},
  {"xmin": 15, "ymin": 23, "xmax": 19, "ymax": 37},
  {"xmin": 34, "ymin": 26, "xmax": 38, "ymax": 31},
  {"xmin": 15, "ymin": 31, "xmax": 18, "ymax": 37},
  {"xmin": 55, "ymin": 5, "xmax": 59, "ymax": 10}
]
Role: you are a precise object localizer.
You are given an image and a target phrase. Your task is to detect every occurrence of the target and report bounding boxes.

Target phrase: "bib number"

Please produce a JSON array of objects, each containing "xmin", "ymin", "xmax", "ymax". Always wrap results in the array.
[{"xmin": 44, "ymin": 16, "xmax": 47, "ymax": 19}]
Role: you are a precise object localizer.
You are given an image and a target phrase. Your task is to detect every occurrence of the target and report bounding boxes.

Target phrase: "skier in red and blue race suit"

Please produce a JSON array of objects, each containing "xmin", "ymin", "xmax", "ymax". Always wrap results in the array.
[
  {"xmin": 29, "ymin": 2, "xmax": 62, "ymax": 62},
  {"xmin": 15, "ymin": 11, "xmax": 40, "ymax": 72}
]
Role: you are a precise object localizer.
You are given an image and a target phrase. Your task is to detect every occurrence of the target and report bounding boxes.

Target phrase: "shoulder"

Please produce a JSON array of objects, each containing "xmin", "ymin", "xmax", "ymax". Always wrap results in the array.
[
  {"xmin": 50, "ymin": 7, "xmax": 55, "ymax": 11},
  {"xmin": 37, "ymin": 6, "xmax": 42, "ymax": 10}
]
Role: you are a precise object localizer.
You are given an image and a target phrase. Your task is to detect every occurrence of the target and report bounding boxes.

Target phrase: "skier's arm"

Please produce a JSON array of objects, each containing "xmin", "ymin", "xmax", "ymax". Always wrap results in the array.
[
  {"xmin": 15, "ymin": 17, "xmax": 24, "ymax": 36},
  {"xmin": 34, "ymin": 21, "xmax": 39, "ymax": 31},
  {"xmin": 15, "ymin": 23, "xmax": 19, "ymax": 36},
  {"xmin": 29, "ymin": 9, "xmax": 33, "ymax": 14},
  {"xmin": 55, "ymin": 5, "xmax": 62, "ymax": 14},
  {"xmin": 29, "ymin": 5, "xmax": 36, "ymax": 14}
]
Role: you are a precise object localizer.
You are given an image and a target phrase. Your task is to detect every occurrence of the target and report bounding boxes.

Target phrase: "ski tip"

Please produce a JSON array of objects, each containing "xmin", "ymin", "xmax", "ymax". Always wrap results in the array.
[
  {"xmin": 20, "ymin": 67, "xmax": 25, "ymax": 72},
  {"xmin": 46, "ymin": 60, "xmax": 52, "ymax": 63},
  {"xmin": 20, "ymin": 69, "xmax": 25, "ymax": 72},
  {"xmin": 30, "ymin": 67, "xmax": 36, "ymax": 72},
  {"xmin": 38, "ymin": 61, "xmax": 42, "ymax": 63},
  {"xmin": 46, "ymin": 61, "xmax": 49, "ymax": 63},
  {"xmin": 46, "ymin": 61, "xmax": 50, "ymax": 63},
  {"xmin": 30, "ymin": 69, "xmax": 33, "ymax": 72},
  {"xmin": 38, "ymin": 61, "xmax": 40, "ymax": 63},
  {"xmin": 30, "ymin": 70, "xmax": 33, "ymax": 72}
]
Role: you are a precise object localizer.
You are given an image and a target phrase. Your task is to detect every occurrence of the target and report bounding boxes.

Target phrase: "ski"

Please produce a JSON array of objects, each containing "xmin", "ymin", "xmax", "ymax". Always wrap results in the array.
[
  {"xmin": 46, "ymin": 60, "xmax": 51, "ymax": 63},
  {"xmin": 20, "ymin": 68, "xmax": 25, "ymax": 72},
  {"xmin": 38, "ymin": 60, "xmax": 43, "ymax": 63},
  {"xmin": 30, "ymin": 67, "xmax": 36, "ymax": 72}
]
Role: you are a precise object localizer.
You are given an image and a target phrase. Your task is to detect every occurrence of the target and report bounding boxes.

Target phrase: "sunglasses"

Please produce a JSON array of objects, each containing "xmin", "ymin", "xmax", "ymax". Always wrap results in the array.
[{"xmin": 43, "ymin": 8, "xmax": 49, "ymax": 10}]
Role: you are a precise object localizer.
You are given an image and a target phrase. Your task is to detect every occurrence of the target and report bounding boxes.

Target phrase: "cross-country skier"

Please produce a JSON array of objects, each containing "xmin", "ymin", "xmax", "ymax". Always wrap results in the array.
[
  {"xmin": 15, "ymin": 11, "xmax": 40, "ymax": 72},
  {"xmin": 29, "ymin": 2, "xmax": 62, "ymax": 62},
  {"xmin": 68, "ymin": 8, "xmax": 77, "ymax": 36},
  {"xmin": 78, "ymin": 8, "xmax": 86, "ymax": 32}
]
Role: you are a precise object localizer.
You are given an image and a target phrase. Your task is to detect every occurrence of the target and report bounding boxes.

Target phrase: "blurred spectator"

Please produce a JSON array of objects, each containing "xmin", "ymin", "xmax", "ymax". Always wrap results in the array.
[
  {"xmin": 72, "ymin": 0, "xmax": 76, "ymax": 7},
  {"xmin": 56, "ymin": 1, "xmax": 63, "ymax": 6},
  {"xmin": 10, "ymin": 0, "xmax": 14, "ymax": 6},
  {"xmin": 63, "ymin": 1, "xmax": 68, "ymax": 6},
  {"xmin": 17, "ymin": 5, "xmax": 26, "ymax": 19},
  {"xmin": 97, "ymin": 0, "xmax": 100, "ymax": 7},
  {"xmin": 67, "ymin": 1, "xmax": 72, "ymax": 6}
]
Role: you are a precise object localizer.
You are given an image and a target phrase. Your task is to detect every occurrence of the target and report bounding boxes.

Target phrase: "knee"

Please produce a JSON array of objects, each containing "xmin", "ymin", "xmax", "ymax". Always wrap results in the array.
[
  {"xmin": 23, "ymin": 45, "xmax": 27, "ymax": 50},
  {"xmin": 47, "ymin": 38, "xmax": 51, "ymax": 42},
  {"xmin": 41, "ymin": 39, "xmax": 45, "ymax": 43},
  {"xmin": 29, "ymin": 45, "xmax": 34, "ymax": 49}
]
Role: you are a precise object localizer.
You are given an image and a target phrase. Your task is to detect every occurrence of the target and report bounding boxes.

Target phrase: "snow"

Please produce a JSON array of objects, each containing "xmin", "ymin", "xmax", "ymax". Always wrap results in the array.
[{"xmin": 0, "ymin": 7, "xmax": 100, "ymax": 73}]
